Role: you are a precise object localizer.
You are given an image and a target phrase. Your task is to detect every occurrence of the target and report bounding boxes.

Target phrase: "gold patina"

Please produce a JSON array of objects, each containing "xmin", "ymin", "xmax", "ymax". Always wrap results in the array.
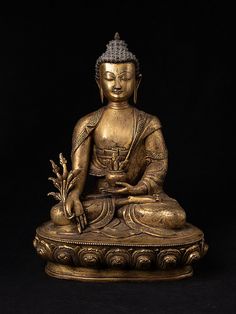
[{"xmin": 34, "ymin": 33, "xmax": 207, "ymax": 281}]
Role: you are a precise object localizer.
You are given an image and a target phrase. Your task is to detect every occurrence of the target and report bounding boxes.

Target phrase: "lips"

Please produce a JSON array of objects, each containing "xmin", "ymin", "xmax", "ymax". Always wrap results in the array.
[{"xmin": 112, "ymin": 90, "xmax": 123, "ymax": 95}]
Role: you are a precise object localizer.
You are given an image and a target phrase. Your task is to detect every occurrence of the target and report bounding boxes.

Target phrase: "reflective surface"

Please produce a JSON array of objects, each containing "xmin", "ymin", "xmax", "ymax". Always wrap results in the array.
[{"xmin": 34, "ymin": 34, "xmax": 207, "ymax": 281}]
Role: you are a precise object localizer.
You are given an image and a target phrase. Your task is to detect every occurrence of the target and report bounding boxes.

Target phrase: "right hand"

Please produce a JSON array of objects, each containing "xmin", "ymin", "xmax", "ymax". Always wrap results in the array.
[{"xmin": 66, "ymin": 192, "xmax": 87, "ymax": 233}]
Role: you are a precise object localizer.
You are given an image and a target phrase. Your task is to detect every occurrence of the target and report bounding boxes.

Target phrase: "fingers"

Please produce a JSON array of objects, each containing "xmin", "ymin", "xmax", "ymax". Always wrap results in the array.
[
  {"xmin": 99, "ymin": 187, "xmax": 109, "ymax": 193},
  {"xmin": 65, "ymin": 200, "xmax": 74, "ymax": 218},
  {"xmin": 102, "ymin": 188, "xmax": 116, "ymax": 193},
  {"xmin": 115, "ymin": 181, "xmax": 130, "ymax": 187},
  {"xmin": 79, "ymin": 215, "xmax": 85, "ymax": 230},
  {"xmin": 99, "ymin": 187, "xmax": 118, "ymax": 194},
  {"xmin": 76, "ymin": 216, "xmax": 84, "ymax": 233},
  {"xmin": 116, "ymin": 188, "xmax": 127, "ymax": 194},
  {"xmin": 79, "ymin": 214, "xmax": 87, "ymax": 229},
  {"xmin": 99, "ymin": 187, "xmax": 113, "ymax": 194},
  {"xmin": 100, "ymin": 182, "xmax": 131, "ymax": 194},
  {"xmin": 76, "ymin": 213, "xmax": 88, "ymax": 234},
  {"xmin": 65, "ymin": 200, "xmax": 71, "ymax": 214},
  {"xmin": 83, "ymin": 213, "xmax": 88, "ymax": 226},
  {"xmin": 76, "ymin": 217, "xmax": 82, "ymax": 234},
  {"xmin": 106, "ymin": 188, "xmax": 127, "ymax": 194}
]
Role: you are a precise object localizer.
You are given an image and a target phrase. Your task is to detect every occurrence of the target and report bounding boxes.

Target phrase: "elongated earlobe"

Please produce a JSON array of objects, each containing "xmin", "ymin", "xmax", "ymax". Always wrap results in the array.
[
  {"xmin": 133, "ymin": 74, "xmax": 142, "ymax": 104},
  {"xmin": 99, "ymin": 87, "xmax": 104, "ymax": 104},
  {"xmin": 96, "ymin": 79, "xmax": 104, "ymax": 104},
  {"xmin": 133, "ymin": 87, "xmax": 138, "ymax": 104}
]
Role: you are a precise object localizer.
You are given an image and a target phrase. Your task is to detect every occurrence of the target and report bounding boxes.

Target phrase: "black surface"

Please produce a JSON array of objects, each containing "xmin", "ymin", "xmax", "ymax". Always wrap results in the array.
[{"xmin": 0, "ymin": 2, "xmax": 235, "ymax": 313}]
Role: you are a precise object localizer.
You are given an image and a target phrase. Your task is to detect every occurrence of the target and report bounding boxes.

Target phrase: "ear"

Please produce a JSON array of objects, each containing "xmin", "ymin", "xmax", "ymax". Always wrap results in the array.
[
  {"xmin": 96, "ymin": 79, "xmax": 101, "ymax": 89},
  {"xmin": 96, "ymin": 79, "xmax": 104, "ymax": 104},
  {"xmin": 133, "ymin": 74, "xmax": 142, "ymax": 104},
  {"xmin": 136, "ymin": 74, "xmax": 142, "ymax": 90}
]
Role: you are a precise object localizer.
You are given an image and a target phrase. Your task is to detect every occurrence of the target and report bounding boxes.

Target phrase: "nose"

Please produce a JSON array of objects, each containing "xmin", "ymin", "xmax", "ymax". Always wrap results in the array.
[{"xmin": 114, "ymin": 78, "xmax": 122, "ymax": 90}]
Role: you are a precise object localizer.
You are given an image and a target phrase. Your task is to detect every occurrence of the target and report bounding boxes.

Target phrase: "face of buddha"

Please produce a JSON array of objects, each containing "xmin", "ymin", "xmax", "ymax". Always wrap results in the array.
[{"xmin": 98, "ymin": 63, "xmax": 140, "ymax": 102}]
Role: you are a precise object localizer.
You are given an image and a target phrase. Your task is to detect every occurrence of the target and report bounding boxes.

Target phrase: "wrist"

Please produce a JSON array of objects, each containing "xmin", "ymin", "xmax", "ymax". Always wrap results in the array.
[
  {"xmin": 69, "ymin": 190, "xmax": 80, "ymax": 199},
  {"xmin": 133, "ymin": 182, "xmax": 148, "ymax": 195}
]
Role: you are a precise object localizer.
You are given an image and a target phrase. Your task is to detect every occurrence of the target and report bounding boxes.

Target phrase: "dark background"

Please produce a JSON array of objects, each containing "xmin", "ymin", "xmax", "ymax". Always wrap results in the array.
[{"xmin": 1, "ymin": 1, "xmax": 235, "ymax": 313}]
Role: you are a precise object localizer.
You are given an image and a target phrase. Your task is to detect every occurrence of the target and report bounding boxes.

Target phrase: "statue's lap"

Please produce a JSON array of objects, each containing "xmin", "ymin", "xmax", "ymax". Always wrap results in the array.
[
  {"xmin": 51, "ymin": 192, "xmax": 186, "ymax": 237},
  {"xmin": 81, "ymin": 193, "xmax": 186, "ymax": 234},
  {"xmin": 37, "ymin": 220, "xmax": 203, "ymax": 246}
]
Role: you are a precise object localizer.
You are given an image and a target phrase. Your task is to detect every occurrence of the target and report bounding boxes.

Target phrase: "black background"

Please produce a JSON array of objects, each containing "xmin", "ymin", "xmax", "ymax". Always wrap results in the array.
[{"xmin": 1, "ymin": 1, "xmax": 235, "ymax": 313}]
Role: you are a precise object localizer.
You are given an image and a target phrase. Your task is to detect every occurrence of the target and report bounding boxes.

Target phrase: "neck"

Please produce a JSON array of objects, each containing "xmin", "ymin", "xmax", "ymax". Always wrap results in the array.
[{"xmin": 107, "ymin": 101, "xmax": 131, "ymax": 110}]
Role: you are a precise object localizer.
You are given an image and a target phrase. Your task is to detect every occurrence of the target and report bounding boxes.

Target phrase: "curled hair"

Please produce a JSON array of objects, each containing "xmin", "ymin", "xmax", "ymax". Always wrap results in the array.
[{"xmin": 95, "ymin": 33, "xmax": 140, "ymax": 80}]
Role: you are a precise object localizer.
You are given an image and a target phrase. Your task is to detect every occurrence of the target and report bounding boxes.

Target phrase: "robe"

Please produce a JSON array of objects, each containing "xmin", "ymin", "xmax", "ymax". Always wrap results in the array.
[{"xmin": 71, "ymin": 106, "xmax": 186, "ymax": 237}]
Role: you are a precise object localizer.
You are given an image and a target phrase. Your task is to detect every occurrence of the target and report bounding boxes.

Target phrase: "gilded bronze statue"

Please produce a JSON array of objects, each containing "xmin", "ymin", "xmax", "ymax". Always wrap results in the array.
[{"xmin": 34, "ymin": 33, "xmax": 208, "ymax": 281}]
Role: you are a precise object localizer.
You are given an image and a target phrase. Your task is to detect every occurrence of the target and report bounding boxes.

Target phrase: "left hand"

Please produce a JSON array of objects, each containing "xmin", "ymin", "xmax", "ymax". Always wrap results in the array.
[{"xmin": 101, "ymin": 182, "xmax": 135, "ymax": 195}]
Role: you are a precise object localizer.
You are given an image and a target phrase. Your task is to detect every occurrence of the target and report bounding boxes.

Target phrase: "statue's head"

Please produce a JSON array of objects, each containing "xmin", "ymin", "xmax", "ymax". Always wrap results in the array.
[{"xmin": 95, "ymin": 33, "xmax": 142, "ymax": 104}]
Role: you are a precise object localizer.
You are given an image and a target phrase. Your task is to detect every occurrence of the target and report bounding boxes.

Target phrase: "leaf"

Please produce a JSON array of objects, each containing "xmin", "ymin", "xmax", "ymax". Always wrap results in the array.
[
  {"xmin": 73, "ymin": 168, "xmax": 81, "ymax": 177},
  {"xmin": 48, "ymin": 176, "xmax": 60, "ymax": 183},
  {"xmin": 67, "ymin": 168, "xmax": 81, "ymax": 184},
  {"xmin": 50, "ymin": 159, "xmax": 60, "ymax": 172},
  {"xmin": 59, "ymin": 153, "xmax": 67, "ymax": 166},
  {"xmin": 68, "ymin": 175, "xmax": 80, "ymax": 190},
  {"xmin": 48, "ymin": 177, "xmax": 61, "ymax": 190},
  {"xmin": 65, "ymin": 168, "xmax": 81, "ymax": 191},
  {"xmin": 59, "ymin": 153, "xmax": 69, "ymax": 179},
  {"xmin": 47, "ymin": 192, "xmax": 62, "ymax": 201},
  {"xmin": 50, "ymin": 159, "xmax": 61, "ymax": 178},
  {"xmin": 66, "ymin": 170, "xmax": 74, "ymax": 183}
]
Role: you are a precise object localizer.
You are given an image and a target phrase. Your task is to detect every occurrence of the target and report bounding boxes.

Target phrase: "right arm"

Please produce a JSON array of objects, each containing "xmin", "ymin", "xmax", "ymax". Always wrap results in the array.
[
  {"xmin": 71, "ymin": 135, "xmax": 92, "ymax": 196},
  {"xmin": 66, "ymin": 116, "xmax": 93, "ymax": 233}
]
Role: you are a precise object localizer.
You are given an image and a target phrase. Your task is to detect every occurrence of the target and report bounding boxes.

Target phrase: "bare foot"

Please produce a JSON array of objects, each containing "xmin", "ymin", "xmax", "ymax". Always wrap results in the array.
[{"xmin": 128, "ymin": 195, "xmax": 159, "ymax": 204}]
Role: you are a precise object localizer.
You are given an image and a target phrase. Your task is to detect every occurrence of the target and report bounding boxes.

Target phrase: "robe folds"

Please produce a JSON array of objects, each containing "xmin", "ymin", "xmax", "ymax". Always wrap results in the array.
[{"xmin": 72, "ymin": 106, "xmax": 186, "ymax": 237}]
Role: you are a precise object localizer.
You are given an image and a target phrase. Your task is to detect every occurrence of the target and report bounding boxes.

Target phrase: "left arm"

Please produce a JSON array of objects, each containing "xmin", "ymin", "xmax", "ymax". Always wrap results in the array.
[
  {"xmin": 105, "ymin": 128, "xmax": 168, "ymax": 195},
  {"xmin": 140, "ymin": 129, "xmax": 168, "ymax": 194}
]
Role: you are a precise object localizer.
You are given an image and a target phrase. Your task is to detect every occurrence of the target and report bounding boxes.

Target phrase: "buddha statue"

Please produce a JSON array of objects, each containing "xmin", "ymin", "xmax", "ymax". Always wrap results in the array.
[
  {"xmin": 51, "ymin": 32, "xmax": 186, "ymax": 236},
  {"xmin": 34, "ymin": 33, "xmax": 207, "ymax": 281}
]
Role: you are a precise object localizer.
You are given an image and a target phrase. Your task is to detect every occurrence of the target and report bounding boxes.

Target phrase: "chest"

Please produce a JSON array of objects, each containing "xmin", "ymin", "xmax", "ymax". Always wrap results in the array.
[{"xmin": 94, "ymin": 109, "xmax": 134, "ymax": 149}]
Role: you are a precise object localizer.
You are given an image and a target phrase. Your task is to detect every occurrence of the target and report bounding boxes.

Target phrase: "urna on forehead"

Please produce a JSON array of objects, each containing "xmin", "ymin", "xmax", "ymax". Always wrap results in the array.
[{"xmin": 95, "ymin": 32, "xmax": 140, "ymax": 79}]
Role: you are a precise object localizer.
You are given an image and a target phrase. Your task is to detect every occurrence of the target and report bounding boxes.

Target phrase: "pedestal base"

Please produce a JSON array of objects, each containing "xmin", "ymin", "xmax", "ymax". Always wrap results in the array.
[
  {"xmin": 46, "ymin": 262, "xmax": 193, "ymax": 282},
  {"xmin": 34, "ymin": 221, "xmax": 208, "ymax": 282}
]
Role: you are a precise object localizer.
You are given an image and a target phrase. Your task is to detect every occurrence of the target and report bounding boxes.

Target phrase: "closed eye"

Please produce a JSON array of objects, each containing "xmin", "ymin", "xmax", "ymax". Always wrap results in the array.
[
  {"xmin": 119, "ymin": 72, "xmax": 132, "ymax": 81},
  {"xmin": 103, "ymin": 71, "xmax": 115, "ymax": 81},
  {"xmin": 104, "ymin": 77, "xmax": 115, "ymax": 81},
  {"xmin": 119, "ymin": 76, "xmax": 130, "ymax": 81}
]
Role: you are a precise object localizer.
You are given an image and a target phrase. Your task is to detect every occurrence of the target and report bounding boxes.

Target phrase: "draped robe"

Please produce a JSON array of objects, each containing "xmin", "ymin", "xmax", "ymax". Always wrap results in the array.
[{"xmin": 71, "ymin": 106, "xmax": 186, "ymax": 237}]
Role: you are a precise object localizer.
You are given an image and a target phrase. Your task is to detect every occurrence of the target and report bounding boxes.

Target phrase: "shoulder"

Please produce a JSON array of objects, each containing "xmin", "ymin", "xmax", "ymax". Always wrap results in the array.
[
  {"xmin": 71, "ymin": 107, "xmax": 105, "ymax": 154},
  {"xmin": 73, "ymin": 112, "xmax": 94, "ymax": 133},
  {"xmin": 146, "ymin": 113, "xmax": 162, "ymax": 130},
  {"xmin": 73, "ymin": 107, "xmax": 105, "ymax": 136},
  {"xmin": 135, "ymin": 108, "xmax": 162, "ymax": 130}
]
